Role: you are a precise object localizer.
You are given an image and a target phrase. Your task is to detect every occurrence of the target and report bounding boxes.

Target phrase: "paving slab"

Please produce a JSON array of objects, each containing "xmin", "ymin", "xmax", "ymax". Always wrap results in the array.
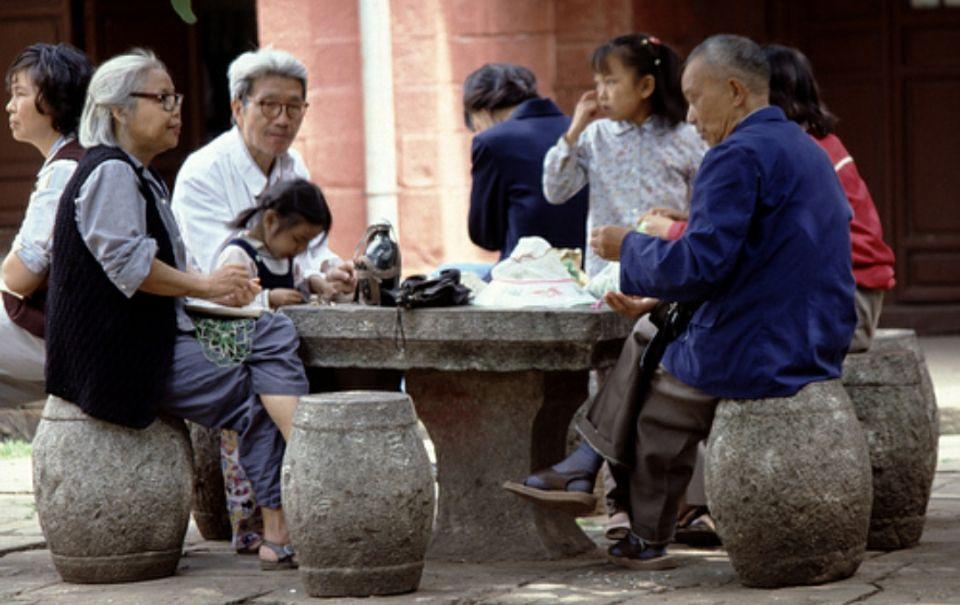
[{"xmin": 1, "ymin": 442, "xmax": 959, "ymax": 604}]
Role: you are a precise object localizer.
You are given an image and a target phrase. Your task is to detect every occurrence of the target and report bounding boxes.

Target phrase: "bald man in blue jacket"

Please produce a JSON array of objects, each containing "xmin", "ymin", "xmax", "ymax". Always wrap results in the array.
[{"xmin": 506, "ymin": 35, "xmax": 856, "ymax": 570}]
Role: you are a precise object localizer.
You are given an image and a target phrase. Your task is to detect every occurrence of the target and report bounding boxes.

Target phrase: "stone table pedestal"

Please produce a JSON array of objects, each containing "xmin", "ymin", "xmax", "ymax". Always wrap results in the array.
[{"xmin": 284, "ymin": 304, "xmax": 632, "ymax": 562}]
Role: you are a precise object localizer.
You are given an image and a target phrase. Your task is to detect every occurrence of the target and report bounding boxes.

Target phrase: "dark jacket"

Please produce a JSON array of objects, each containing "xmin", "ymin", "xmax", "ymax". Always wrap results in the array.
[
  {"xmin": 620, "ymin": 106, "xmax": 857, "ymax": 399},
  {"xmin": 468, "ymin": 98, "xmax": 589, "ymax": 260},
  {"xmin": 46, "ymin": 145, "xmax": 178, "ymax": 429}
]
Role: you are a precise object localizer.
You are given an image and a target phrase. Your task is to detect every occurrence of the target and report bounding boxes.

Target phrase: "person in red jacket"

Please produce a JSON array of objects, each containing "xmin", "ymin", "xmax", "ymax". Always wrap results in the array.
[{"xmin": 640, "ymin": 43, "xmax": 895, "ymax": 353}]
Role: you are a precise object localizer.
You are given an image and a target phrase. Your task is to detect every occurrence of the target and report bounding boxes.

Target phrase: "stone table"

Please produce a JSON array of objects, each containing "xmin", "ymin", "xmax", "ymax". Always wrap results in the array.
[{"xmin": 283, "ymin": 304, "xmax": 632, "ymax": 562}]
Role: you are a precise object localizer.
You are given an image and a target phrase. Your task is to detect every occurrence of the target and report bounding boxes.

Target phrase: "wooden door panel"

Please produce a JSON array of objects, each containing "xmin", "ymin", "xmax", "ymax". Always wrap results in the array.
[
  {"xmin": 0, "ymin": 1, "xmax": 71, "ymax": 232},
  {"xmin": 903, "ymin": 27, "xmax": 960, "ymax": 67},
  {"xmin": 84, "ymin": 0, "xmax": 202, "ymax": 186},
  {"xmin": 904, "ymin": 79, "xmax": 960, "ymax": 236},
  {"xmin": 805, "ymin": 0, "xmax": 883, "ymax": 22},
  {"xmin": 805, "ymin": 30, "xmax": 884, "ymax": 74}
]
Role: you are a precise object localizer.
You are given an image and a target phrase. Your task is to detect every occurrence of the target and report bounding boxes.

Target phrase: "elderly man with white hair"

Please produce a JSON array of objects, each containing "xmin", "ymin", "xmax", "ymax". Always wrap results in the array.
[
  {"xmin": 172, "ymin": 47, "xmax": 355, "ymax": 300},
  {"xmin": 506, "ymin": 34, "xmax": 857, "ymax": 570},
  {"xmin": 171, "ymin": 47, "xmax": 356, "ymax": 556}
]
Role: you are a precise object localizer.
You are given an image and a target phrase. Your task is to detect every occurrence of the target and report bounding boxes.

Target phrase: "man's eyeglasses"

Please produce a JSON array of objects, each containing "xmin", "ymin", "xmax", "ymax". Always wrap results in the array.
[
  {"xmin": 130, "ymin": 92, "xmax": 184, "ymax": 112},
  {"xmin": 251, "ymin": 98, "xmax": 309, "ymax": 120}
]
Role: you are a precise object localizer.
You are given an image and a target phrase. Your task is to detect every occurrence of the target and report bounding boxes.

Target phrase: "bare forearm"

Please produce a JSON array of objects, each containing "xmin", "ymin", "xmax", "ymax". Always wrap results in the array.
[
  {"xmin": 138, "ymin": 259, "xmax": 208, "ymax": 298},
  {"xmin": 1, "ymin": 252, "xmax": 45, "ymax": 296}
]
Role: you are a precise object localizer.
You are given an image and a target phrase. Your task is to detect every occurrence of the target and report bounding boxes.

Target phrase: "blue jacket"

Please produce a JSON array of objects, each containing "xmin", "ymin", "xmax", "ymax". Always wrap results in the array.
[
  {"xmin": 619, "ymin": 106, "xmax": 856, "ymax": 399},
  {"xmin": 468, "ymin": 98, "xmax": 589, "ymax": 260}
]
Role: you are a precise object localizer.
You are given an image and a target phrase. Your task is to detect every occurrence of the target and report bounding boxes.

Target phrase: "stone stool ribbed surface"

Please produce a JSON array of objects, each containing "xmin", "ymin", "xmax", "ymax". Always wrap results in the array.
[
  {"xmin": 705, "ymin": 380, "xmax": 872, "ymax": 588},
  {"xmin": 188, "ymin": 423, "xmax": 231, "ymax": 541},
  {"xmin": 282, "ymin": 391, "xmax": 434, "ymax": 597},
  {"xmin": 32, "ymin": 396, "xmax": 193, "ymax": 583},
  {"xmin": 842, "ymin": 329, "xmax": 939, "ymax": 550}
]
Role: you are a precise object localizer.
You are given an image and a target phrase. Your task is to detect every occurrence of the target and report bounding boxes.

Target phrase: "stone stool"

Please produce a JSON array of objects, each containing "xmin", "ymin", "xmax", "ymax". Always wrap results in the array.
[
  {"xmin": 842, "ymin": 329, "xmax": 939, "ymax": 550},
  {"xmin": 705, "ymin": 380, "xmax": 872, "ymax": 588},
  {"xmin": 188, "ymin": 423, "xmax": 232, "ymax": 541},
  {"xmin": 282, "ymin": 391, "xmax": 434, "ymax": 597},
  {"xmin": 31, "ymin": 396, "xmax": 193, "ymax": 583}
]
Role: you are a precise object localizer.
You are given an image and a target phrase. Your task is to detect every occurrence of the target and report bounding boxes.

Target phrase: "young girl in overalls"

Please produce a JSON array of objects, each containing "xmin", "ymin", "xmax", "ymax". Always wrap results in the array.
[
  {"xmin": 216, "ymin": 178, "xmax": 333, "ymax": 310},
  {"xmin": 210, "ymin": 177, "xmax": 332, "ymax": 555}
]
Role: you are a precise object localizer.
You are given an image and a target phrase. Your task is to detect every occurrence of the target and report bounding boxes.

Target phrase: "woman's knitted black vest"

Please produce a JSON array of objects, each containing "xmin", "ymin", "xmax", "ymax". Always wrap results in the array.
[{"xmin": 46, "ymin": 145, "xmax": 177, "ymax": 429}]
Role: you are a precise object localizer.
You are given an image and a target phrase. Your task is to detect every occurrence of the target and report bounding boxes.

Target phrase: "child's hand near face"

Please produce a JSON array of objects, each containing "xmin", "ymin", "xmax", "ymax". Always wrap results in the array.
[{"xmin": 565, "ymin": 90, "xmax": 601, "ymax": 144}]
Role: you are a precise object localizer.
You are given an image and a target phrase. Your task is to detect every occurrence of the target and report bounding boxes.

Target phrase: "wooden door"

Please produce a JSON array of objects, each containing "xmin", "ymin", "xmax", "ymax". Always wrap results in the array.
[
  {"xmin": 0, "ymin": 0, "xmax": 72, "ymax": 245},
  {"xmin": 784, "ymin": 0, "xmax": 960, "ymax": 331},
  {"xmin": 82, "ymin": 0, "xmax": 203, "ymax": 187}
]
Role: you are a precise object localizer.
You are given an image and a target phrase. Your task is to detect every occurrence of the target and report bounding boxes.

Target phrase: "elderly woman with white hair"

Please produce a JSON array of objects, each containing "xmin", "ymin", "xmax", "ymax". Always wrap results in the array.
[{"xmin": 45, "ymin": 49, "xmax": 306, "ymax": 571}]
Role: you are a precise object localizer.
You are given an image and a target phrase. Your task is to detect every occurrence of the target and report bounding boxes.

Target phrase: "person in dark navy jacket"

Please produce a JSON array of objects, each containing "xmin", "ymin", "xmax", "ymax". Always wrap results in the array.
[
  {"xmin": 464, "ymin": 63, "xmax": 589, "ymax": 262},
  {"xmin": 505, "ymin": 35, "xmax": 856, "ymax": 570}
]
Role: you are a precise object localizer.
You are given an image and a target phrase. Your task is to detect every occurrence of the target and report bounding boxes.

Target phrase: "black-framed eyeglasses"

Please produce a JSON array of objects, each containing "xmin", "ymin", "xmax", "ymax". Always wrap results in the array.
[
  {"xmin": 252, "ymin": 98, "xmax": 309, "ymax": 120},
  {"xmin": 130, "ymin": 92, "xmax": 184, "ymax": 112}
]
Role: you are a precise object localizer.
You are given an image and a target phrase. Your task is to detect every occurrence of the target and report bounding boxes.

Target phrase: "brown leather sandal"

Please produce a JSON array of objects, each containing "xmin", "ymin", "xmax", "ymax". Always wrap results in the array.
[{"xmin": 502, "ymin": 468, "xmax": 596, "ymax": 515}]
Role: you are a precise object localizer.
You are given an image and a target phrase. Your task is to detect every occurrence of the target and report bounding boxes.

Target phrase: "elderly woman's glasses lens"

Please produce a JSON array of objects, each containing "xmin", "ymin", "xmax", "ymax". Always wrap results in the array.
[
  {"xmin": 255, "ymin": 100, "xmax": 309, "ymax": 120},
  {"xmin": 130, "ymin": 92, "xmax": 184, "ymax": 112}
]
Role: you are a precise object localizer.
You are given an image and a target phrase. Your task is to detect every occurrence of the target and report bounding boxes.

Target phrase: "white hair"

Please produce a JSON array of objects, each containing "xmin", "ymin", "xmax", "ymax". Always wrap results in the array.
[
  {"xmin": 687, "ymin": 34, "xmax": 770, "ymax": 96},
  {"xmin": 227, "ymin": 48, "xmax": 307, "ymax": 102},
  {"xmin": 79, "ymin": 49, "xmax": 166, "ymax": 148}
]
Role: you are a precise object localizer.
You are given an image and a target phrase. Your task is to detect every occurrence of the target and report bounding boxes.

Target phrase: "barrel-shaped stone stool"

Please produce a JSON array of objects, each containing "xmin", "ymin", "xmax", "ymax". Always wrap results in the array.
[
  {"xmin": 282, "ymin": 391, "xmax": 434, "ymax": 597},
  {"xmin": 705, "ymin": 380, "xmax": 872, "ymax": 588},
  {"xmin": 188, "ymin": 423, "xmax": 232, "ymax": 541},
  {"xmin": 32, "ymin": 396, "xmax": 193, "ymax": 583},
  {"xmin": 842, "ymin": 329, "xmax": 939, "ymax": 550}
]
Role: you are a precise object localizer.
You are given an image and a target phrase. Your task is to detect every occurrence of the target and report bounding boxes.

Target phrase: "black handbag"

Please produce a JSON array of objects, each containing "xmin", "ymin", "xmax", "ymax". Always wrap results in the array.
[
  {"xmin": 2, "ymin": 288, "xmax": 46, "ymax": 339},
  {"xmin": 383, "ymin": 269, "xmax": 471, "ymax": 309}
]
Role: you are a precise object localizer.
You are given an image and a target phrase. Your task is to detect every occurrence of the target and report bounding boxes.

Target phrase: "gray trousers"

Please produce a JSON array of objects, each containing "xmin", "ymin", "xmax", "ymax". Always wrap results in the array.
[
  {"xmin": 851, "ymin": 287, "xmax": 883, "ymax": 353},
  {"xmin": 581, "ymin": 286, "xmax": 885, "ymax": 543},
  {"xmin": 160, "ymin": 312, "xmax": 308, "ymax": 509},
  {"xmin": 581, "ymin": 355, "xmax": 717, "ymax": 544}
]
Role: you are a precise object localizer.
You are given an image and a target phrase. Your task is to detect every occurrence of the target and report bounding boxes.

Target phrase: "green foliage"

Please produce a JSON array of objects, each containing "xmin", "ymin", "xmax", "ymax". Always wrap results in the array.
[
  {"xmin": 0, "ymin": 439, "xmax": 31, "ymax": 459},
  {"xmin": 171, "ymin": 0, "xmax": 198, "ymax": 25}
]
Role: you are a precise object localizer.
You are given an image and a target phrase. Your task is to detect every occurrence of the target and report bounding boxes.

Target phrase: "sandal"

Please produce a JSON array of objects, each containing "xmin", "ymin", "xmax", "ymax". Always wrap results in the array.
[
  {"xmin": 604, "ymin": 510, "xmax": 631, "ymax": 541},
  {"xmin": 502, "ymin": 468, "xmax": 596, "ymax": 515},
  {"xmin": 259, "ymin": 540, "xmax": 298, "ymax": 571},
  {"xmin": 674, "ymin": 506, "xmax": 721, "ymax": 547},
  {"xmin": 236, "ymin": 540, "xmax": 262, "ymax": 555}
]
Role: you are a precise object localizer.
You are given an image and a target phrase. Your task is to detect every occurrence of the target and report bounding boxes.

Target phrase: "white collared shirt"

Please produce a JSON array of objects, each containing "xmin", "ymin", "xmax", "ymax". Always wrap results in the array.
[
  {"xmin": 543, "ymin": 116, "xmax": 707, "ymax": 276},
  {"xmin": 171, "ymin": 126, "xmax": 337, "ymax": 277}
]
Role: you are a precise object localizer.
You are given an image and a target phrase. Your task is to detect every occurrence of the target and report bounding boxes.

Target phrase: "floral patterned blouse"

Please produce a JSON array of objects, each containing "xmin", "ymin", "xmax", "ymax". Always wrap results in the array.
[{"xmin": 543, "ymin": 115, "xmax": 707, "ymax": 276}]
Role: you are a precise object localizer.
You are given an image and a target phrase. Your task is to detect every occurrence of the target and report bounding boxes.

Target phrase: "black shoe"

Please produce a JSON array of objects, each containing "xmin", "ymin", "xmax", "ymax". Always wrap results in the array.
[{"xmin": 606, "ymin": 532, "xmax": 678, "ymax": 570}]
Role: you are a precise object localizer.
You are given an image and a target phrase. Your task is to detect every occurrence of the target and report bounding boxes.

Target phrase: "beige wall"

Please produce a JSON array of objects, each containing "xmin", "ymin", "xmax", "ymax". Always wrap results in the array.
[{"xmin": 259, "ymin": 0, "xmax": 631, "ymax": 274}]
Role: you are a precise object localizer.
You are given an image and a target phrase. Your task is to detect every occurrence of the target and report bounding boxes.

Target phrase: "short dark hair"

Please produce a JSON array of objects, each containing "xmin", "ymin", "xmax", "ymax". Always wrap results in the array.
[
  {"xmin": 687, "ymin": 34, "xmax": 770, "ymax": 96},
  {"xmin": 462, "ymin": 63, "xmax": 538, "ymax": 130},
  {"xmin": 231, "ymin": 178, "xmax": 332, "ymax": 245},
  {"xmin": 764, "ymin": 44, "xmax": 837, "ymax": 138},
  {"xmin": 590, "ymin": 33, "xmax": 687, "ymax": 125},
  {"xmin": 5, "ymin": 43, "xmax": 93, "ymax": 136}
]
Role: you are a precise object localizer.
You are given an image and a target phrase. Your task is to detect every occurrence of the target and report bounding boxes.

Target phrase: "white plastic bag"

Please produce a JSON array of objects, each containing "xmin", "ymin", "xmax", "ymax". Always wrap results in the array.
[
  {"xmin": 585, "ymin": 262, "xmax": 621, "ymax": 298},
  {"xmin": 472, "ymin": 237, "xmax": 597, "ymax": 308}
]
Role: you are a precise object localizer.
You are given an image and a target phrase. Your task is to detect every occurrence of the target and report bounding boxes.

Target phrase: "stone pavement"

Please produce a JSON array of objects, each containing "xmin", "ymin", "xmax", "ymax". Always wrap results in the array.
[{"xmin": 1, "ymin": 436, "xmax": 960, "ymax": 604}]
